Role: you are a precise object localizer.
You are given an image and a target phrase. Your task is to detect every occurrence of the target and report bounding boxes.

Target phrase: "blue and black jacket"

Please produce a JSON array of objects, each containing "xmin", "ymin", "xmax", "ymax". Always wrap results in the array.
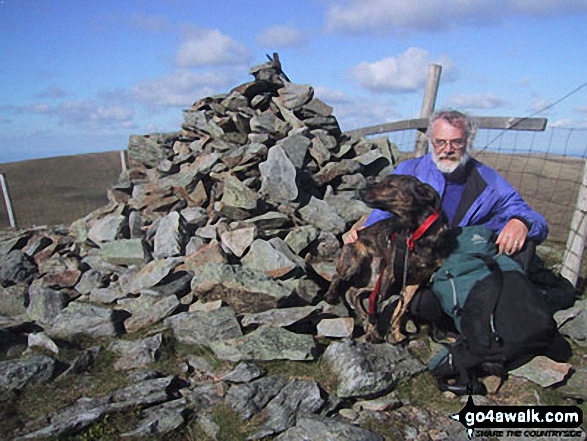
[{"xmin": 364, "ymin": 153, "xmax": 549, "ymax": 243}]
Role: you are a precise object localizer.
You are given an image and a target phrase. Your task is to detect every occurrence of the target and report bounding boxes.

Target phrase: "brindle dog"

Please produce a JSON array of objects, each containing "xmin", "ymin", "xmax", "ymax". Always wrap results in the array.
[{"xmin": 325, "ymin": 174, "xmax": 452, "ymax": 343}]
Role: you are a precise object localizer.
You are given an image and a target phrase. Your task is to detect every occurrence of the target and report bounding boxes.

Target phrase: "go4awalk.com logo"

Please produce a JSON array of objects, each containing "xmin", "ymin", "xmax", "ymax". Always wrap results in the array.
[{"xmin": 451, "ymin": 395, "xmax": 584, "ymax": 439}]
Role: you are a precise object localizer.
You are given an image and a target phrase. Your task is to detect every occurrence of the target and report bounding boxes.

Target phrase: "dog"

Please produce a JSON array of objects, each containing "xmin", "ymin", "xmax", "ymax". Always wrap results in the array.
[{"xmin": 325, "ymin": 174, "xmax": 452, "ymax": 343}]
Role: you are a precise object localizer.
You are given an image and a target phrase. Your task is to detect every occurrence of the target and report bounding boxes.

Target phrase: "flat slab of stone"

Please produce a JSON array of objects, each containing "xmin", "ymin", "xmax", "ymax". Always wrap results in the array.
[
  {"xmin": 165, "ymin": 307, "xmax": 243, "ymax": 346},
  {"xmin": 322, "ymin": 340, "xmax": 424, "ymax": 399},
  {"xmin": 209, "ymin": 326, "xmax": 316, "ymax": 362}
]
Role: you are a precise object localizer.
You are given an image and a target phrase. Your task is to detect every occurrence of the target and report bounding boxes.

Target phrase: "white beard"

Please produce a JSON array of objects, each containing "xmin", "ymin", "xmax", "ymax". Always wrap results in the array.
[{"xmin": 432, "ymin": 150, "xmax": 471, "ymax": 174}]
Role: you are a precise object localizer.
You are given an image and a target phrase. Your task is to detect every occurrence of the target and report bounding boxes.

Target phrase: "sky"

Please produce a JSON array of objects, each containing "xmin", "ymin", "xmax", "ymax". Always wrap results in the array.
[{"xmin": 1, "ymin": 0, "xmax": 587, "ymax": 163}]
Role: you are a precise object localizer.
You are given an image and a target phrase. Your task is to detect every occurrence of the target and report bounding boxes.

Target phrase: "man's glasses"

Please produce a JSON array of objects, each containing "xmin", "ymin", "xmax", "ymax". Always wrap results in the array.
[{"xmin": 432, "ymin": 138, "xmax": 467, "ymax": 150}]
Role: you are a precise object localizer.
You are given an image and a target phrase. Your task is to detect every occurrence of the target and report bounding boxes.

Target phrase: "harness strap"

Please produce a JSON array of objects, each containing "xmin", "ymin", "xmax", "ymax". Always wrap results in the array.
[
  {"xmin": 406, "ymin": 211, "xmax": 440, "ymax": 251},
  {"xmin": 367, "ymin": 210, "xmax": 440, "ymax": 316}
]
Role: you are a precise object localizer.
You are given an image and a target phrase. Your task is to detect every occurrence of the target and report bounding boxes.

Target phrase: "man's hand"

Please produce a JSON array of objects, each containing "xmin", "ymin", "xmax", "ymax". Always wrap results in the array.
[
  {"xmin": 496, "ymin": 218, "xmax": 529, "ymax": 255},
  {"xmin": 342, "ymin": 225, "xmax": 365, "ymax": 244}
]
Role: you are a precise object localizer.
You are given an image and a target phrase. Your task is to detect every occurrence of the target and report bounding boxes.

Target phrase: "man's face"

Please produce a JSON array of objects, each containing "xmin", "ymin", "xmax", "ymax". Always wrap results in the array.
[{"xmin": 430, "ymin": 118, "xmax": 469, "ymax": 173}]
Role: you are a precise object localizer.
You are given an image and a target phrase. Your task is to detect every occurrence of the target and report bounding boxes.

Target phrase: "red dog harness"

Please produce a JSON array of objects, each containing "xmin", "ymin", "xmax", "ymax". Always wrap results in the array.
[{"xmin": 368, "ymin": 211, "xmax": 440, "ymax": 315}]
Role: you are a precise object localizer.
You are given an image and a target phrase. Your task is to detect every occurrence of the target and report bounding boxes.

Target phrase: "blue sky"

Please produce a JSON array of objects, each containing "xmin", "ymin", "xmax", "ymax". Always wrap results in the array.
[{"xmin": 1, "ymin": 0, "xmax": 587, "ymax": 163}]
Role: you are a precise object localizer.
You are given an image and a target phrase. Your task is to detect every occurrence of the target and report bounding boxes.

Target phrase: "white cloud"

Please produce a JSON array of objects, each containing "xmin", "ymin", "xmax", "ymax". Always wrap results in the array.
[
  {"xmin": 325, "ymin": 0, "xmax": 587, "ymax": 34},
  {"xmin": 350, "ymin": 47, "xmax": 453, "ymax": 93},
  {"xmin": 314, "ymin": 86, "xmax": 353, "ymax": 104},
  {"xmin": 446, "ymin": 93, "xmax": 508, "ymax": 109},
  {"xmin": 130, "ymin": 69, "xmax": 236, "ymax": 108},
  {"xmin": 176, "ymin": 28, "xmax": 251, "ymax": 67},
  {"xmin": 27, "ymin": 100, "xmax": 134, "ymax": 127},
  {"xmin": 257, "ymin": 24, "xmax": 309, "ymax": 49}
]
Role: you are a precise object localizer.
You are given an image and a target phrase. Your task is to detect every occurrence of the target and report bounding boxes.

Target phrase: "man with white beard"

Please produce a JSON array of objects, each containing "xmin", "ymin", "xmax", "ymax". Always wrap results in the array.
[{"xmin": 345, "ymin": 109, "xmax": 548, "ymax": 260}]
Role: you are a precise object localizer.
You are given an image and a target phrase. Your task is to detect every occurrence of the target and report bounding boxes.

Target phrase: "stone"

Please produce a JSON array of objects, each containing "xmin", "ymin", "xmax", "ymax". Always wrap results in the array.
[
  {"xmin": 120, "ymin": 398, "xmax": 187, "ymax": 439},
  {"xmin": 557, "ymin": 366, "xmax": 587, "ymax": 400},
  {"xmin": 322, "ymin": 340, "xmax": 425, "ymax": 398},
  {"xmin": 209, "ymin": 326, "xmax": 316, "ymax": 362},
  {"xmin": 74, "ymin": 269, "xmax": 108, "ymax": 295},
  {"xmin": 241, "ymin": 239, "xmax": 297, "ymax": 278},
  {"xmin": 221, "ymin": 175, "xmax": 259, "ymax": 210},
  {"xmin": 240, "ymin": 302, "xmax": 328, "ymax": 328},
  {"xmin": 278, "ymin": 135, "xmax": 311, "ymax": 169},
  {"xmin": 259, "ymin": 146, "xmax": 298, "ymax": 202},
  {"xmin": 0, "ymin": 250, "xmax": 37, "ymax": 287},
  {"xmin": 510, "ymin": 356, "xmax": 572, "ymax": 387},
  {"xmin": 99, "ymin": 239, "xmax": 150, "ymax": 266},
  {"xmin": 303, "ymin": 98, "xmax": 333, "ymax": 117},
  {"xmin": 275, "ymin": 415, "xmax": 383, "ymax": 441},
  {"xmin": 253, "ymin": 379, "xmax": 324, "ymax": 439},
  {"xmin": 26, "ymin": 284, "xmax": 70, "ymax": 326},
  {"xmin": 46, "ymin": 301, "xmax": 124, "ymax": 340},
  {"xmin": 317, "ymin": 317, "xmax": 354, "ymax": 338},
  {"xmin": 298, "ymin": 197, "xmax": 347, "ymax": 235},
  {"xmin": 182, "ymin": 240, "xmax": 227, "ymax": 271},
  {"xmin": 313, "ymin": 159, "xmax": 361, "ymax": 186},
  {"xmin": 559, "ymin": 308, "xmax": 587, "ymax": 347},
  {"xmin": 165, "ymin": 307, "xmax": 243, "ymax": 346},
  {"xmin": 219, "ymin": 362, "xmax": 265, "ymax": 383},
  {"xmin": 189, "ymin": 264, "xmax": 295, "ymax": 313},
  {"xmin": 109, "ymin": 333, "xmax": 163, "ymax": 370},
  {"xmin": 219, "ymin": 224, "xmax": 256, "ymax": 258},
  {"xmin": 125, "ymin": 257, "xmax": 183, "ymax": 294},
  {"xmin": 226, "ymin": 374, "xmax": 289, "ymax": 420},
  {"xmin": 153, "ymin": 212, "xmax": 187, "ymax": 259},
  {"xmin": 0, "ymin": 355, "xmax": 55, "ymax": 402},
  {"xmin": 277, "ymin": 83, "xmax": 314, "ymax": 110},
  {"xmin": 122, "ymin": 293, "xmax": 180, "ymax": 333},
  {"xmin": 0, "ymin": 283, "xmax": 29, "ymax": 316},
  {"xmin": 127, "ymin": 134, "xmax": 170, "ymax": 168},
  {"xmin": 250, "ymin": 112, "xmax": 289, "ymax": 137},
  {"xmin": 27, "ymin": 332, "xmax": 59, "ymax": 354},
  {"xmin": 284, "ymin": 225, "xmax": 319, "ymax": 255},
  {"xmin": 87, "ymin": 214, "xmax": 127, "ymax": 244}
]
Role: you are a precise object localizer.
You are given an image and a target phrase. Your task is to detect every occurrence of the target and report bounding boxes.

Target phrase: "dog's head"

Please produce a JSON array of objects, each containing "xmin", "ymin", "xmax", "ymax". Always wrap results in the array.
[{"xmin": 360, "ymin": 175, "xmax": 442, "ymax": 227}]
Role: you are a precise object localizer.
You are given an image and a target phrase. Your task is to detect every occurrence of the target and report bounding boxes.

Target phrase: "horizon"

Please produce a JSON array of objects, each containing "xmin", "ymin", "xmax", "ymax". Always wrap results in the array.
[{"xmin": 1, "ymin": 0, "xmax": 587, "ymax": 163}]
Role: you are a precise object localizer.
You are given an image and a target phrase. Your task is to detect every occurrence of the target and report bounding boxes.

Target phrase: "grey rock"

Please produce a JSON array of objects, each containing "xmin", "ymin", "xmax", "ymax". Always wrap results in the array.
[
  {"xmin": 269, "ymin": 237, "xmax": 307, "ymax": 268},
  {"xmin": 90, "ymin": 286, "xmax": 126, "ymax": 304},
  {"xmin": 284, "ymin": 225, "xmax": 319, "ymax": 255},
  {"xmin": 221, "ymin": 175, "xmax": 259, "ymax": 210},
  {"xmin": 153, "ymin": 212, "xmax": 187, "ymax": 259},
  {"xmin": 299, "ymin": 197, "xmax": 347, "ymax": 235},
  {"xmin": 180, "ymin": 206, "xmax": 208, "ymax": 227},
  {"xmin": 325, "ymin": 194, "xmax": 371, "ymax": 224},
  {"xmin": 323, "ymin": 340, "xmax": 425, "ymax": 398},
  {"xmin": 109, "ymin": 333, "xmax": 163, "ymax": 370},
  {"xmin": 277, "ymin": 83, "xmax": 314, "ymax": 110},
  {"xmin": 275, "ymin": 415, "xmax": 383, "ymax": 441},
  {"xmin": 57, "ymin": 347, "xmax": 100, "ymax": 380},
  {"xmin": 316, "ymin": 231, "xmax": 342, "ymax": 260},
  {"xmin": 190, "ymin": 264, "xmax": 295, "ymax": 313},
  {"xmin": 74, "ymin": 269, "xmax": 108, "ymax": 295},
  {"xmin": 27, "ymin": 332, "xmax": 59, "ymax": 354},
  {"xmin": 219, "ymin": 362, "xmax": 265, "ymax": 383},
  {"xmin": 183, "ymin": 110, "xmax": 224, "ymax": 138},
  {"xmin": 240, "ymin": 302, "xmax": 328, "ymax": 328},
  {"xmin": 125, "ymin": 257, "xmax": 183, "ymax": 294},
  {"xmin": 226, "ymin": 374, "xmax": 289, "ymax": 420},
  {"xmin": 128, "ymin": 210, "xmax": 143, "ymax": 238},
  {"xmin": 303, "ymin": 98, "xmax": 333, "ymax": 117},
  {"xmin": 250, "ymin": 113, "xmax": 289, "ymax": 137},
  {"xmin": 259, "ymin": 146, "xmax": 298, "ymax": 202},
  {"xmin": 557, "ymin": 366, "xmax": 587, "ymax": 400},
  {"xmin": 99, "ymin": 239, "xmax": 150, "ymax": 266},
  {"xmin": 88, "ymin": 214, "xmax": 127, "ymax": 244},
  {"xmin": 559, "ymin": 308, "xmax": 587, "ymax": 347},
  {"xmin": 0, "ymin": 283, "xmax": 29, "ymax": 316},
  {"xmin": 241, "ymin": 239, "xmax": 297, "ymax": 278},
  {"xmin": 244, "ymin": 211, "xmax": 291, "ymax": 231},
  {"xmin": 209, "ymin": 326, "xmax": 316, "ymax": 362},
  {"xmin": 0, "ymin": 355, "xmax": 55, "ymax": 402},
  {"xmin": 219, "ymin": 224, "xmax": 256, "ymax": 258},
  {"xmin": 120, "ymin": 398, "xmax": 187, "ymax": 439},
  {"xmin": 313, "ymin": 159, "xmax": 361, "ymax": 186},
  {"xmin": 46, "ymin": 301, "xmax": 123, "ymax": 340},
  {"xmin": 253, "ymin": 379, "xmax": 324, "ymax": 439},
  {"xmin": 127, "ymin": 134, "xmax": 170, "ymax": 168},
  {"xmin": 165, "ymin": 307, "xmax": 243, "ymax": 346},
  {"xmin": 26, "ymin": 284, "xmax": 69, "ymax": 326},
  {"xmin": 0, "ymin": 250, "xmax": 37, "ymax": 287},
  {"xmin": 122, "ymin": 293, "xmax": 180, "ymax": 333},
  {"xmin": 317, "ymin": 318, "xmax": 354, "ymax": 338},
  {"xmin": 110, "ymin": 375, "xmax": 176, "ymax": 407},
  {"xmin": 278, "ymin": 135, "xmax": 311, "ymax": 169}
]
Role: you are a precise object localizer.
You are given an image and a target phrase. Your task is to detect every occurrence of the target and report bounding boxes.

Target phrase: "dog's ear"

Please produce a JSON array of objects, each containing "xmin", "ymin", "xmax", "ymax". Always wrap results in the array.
[{"xmin": 413, "ymin": 182, "xmax": 442, "ymax": 211}]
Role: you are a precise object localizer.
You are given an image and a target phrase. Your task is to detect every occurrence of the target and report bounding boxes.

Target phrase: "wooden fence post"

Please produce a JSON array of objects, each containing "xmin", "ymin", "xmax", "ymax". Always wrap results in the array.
[
  {"xmin": 0, "ymin": 173, "xmax": 17, "ymax": 229},
  {"xmin": 561, "ymin": 158, "xmax": 587, "ymax": 286},
  {"xmin": 414, "ymin": 64, "xmax": 442, "ymax": 157}
]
